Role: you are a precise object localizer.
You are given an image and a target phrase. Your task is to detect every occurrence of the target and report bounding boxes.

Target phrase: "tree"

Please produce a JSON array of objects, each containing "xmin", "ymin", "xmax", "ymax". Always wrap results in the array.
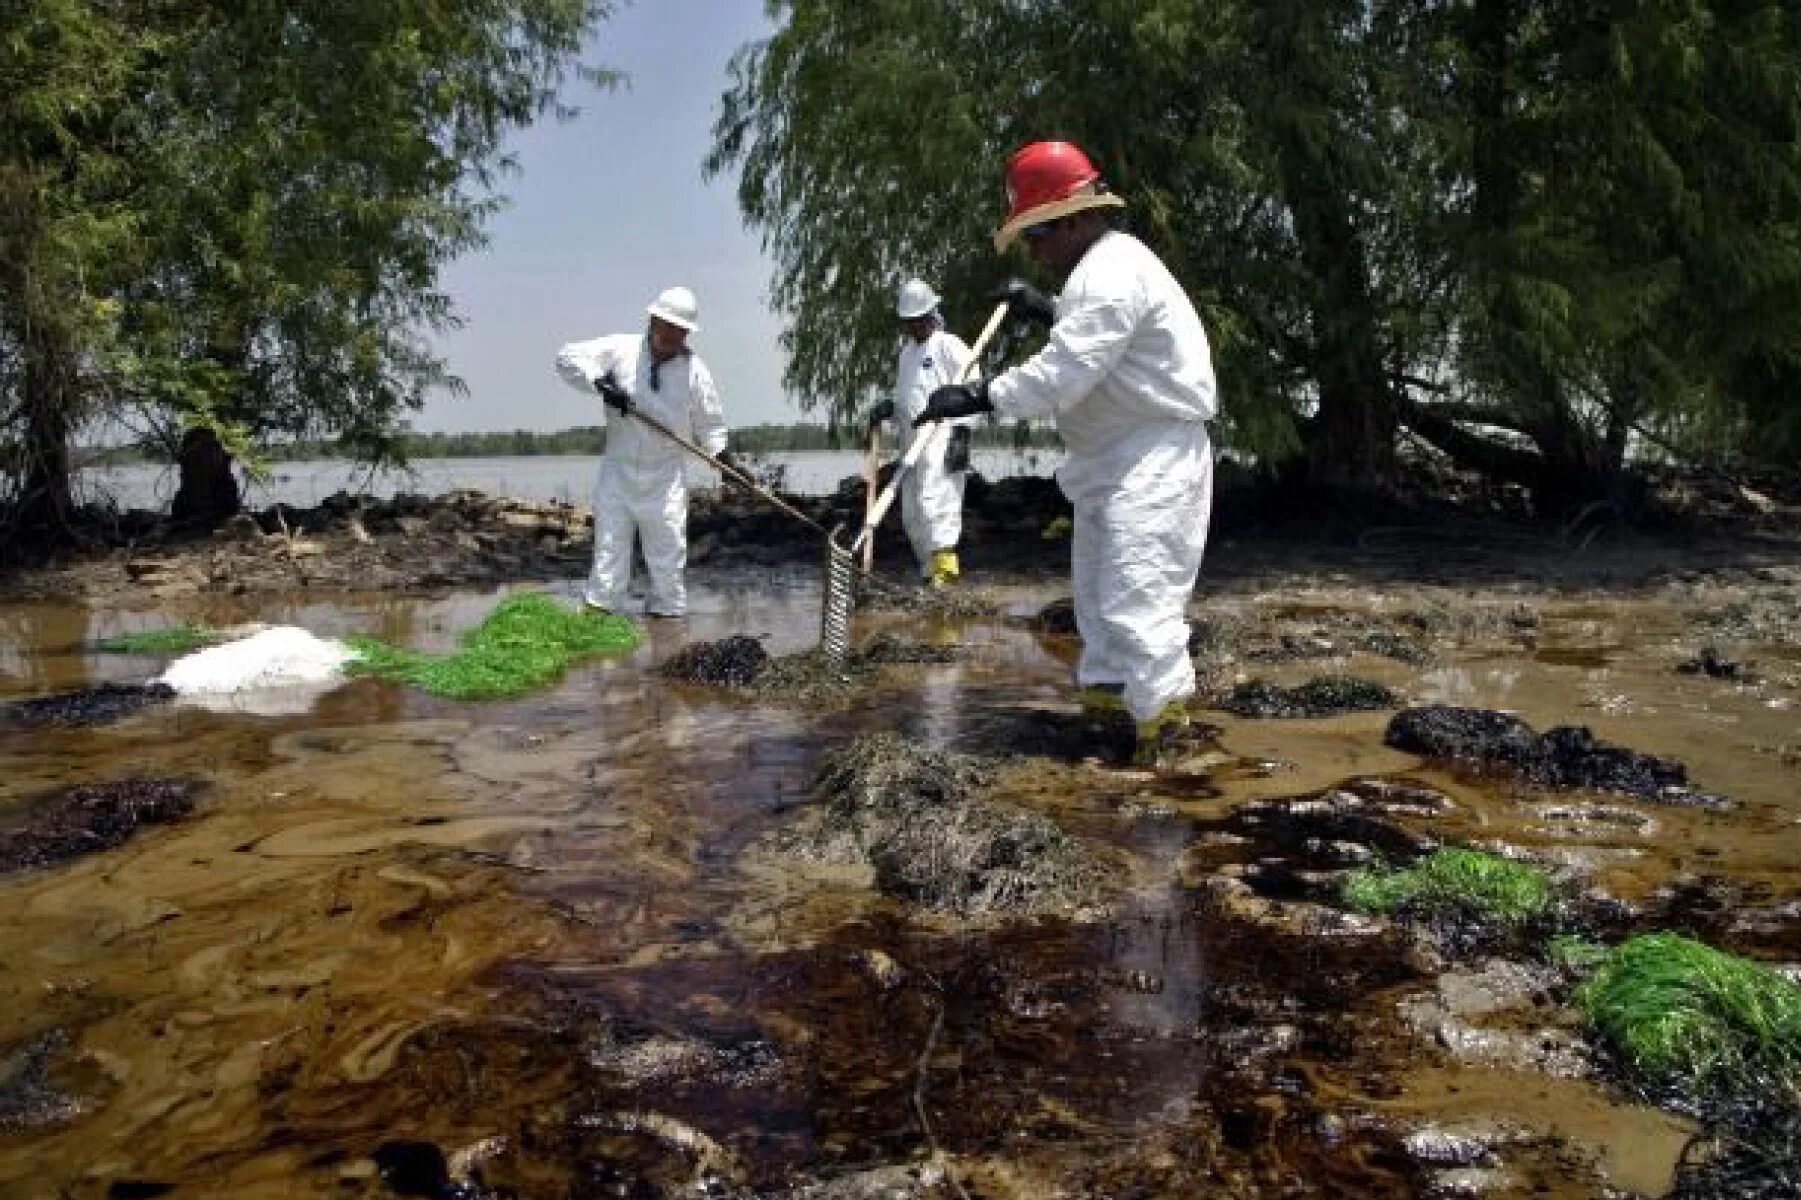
[
  {"xmin": 0, "ymin": 0, "xmax": 145, "ymax": 543},
  {"xmin": 1399, "ymin": 0, "xmax": 1801, "ymax": 512},
  {"xmin": 2, "ymin": 0, "xmax": 616, "ymax": 551},
  {"xmin": 709, "ymin": 0, "xmax": 1446, "ymax": 490},
  {"xmin": 713, "ymin": 0, "xmax": 1801, "ymax": 514}
]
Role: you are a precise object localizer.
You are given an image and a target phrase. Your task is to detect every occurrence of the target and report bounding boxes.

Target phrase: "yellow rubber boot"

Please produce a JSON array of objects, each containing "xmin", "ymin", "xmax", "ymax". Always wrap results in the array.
[
  {"xmin": 928, "ymin": 548, "xmax": 960, "ymax": 589},
  {"xmin": 1133, "ymin": 701, "xmax": 1192, "ymax": 767}
]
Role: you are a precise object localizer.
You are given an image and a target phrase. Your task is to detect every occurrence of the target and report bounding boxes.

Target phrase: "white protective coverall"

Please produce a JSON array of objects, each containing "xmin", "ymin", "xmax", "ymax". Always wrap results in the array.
[
  {"xmin": 890, "ymin": 327, "xmax": 975, "ymax": 573},
  {"xmin": 554, "ymin": 334, "xmax": 727, "ymax": 615},
  {"xmin": 985, "ymin": 231, "xmax": 1217, "ymax": 722}
]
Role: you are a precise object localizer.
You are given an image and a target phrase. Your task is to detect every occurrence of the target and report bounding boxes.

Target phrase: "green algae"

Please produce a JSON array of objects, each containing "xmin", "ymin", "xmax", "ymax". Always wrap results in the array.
[
  {"xmin": 346, "ymin": 593, "xmax": 639, "ymax": 699},
  {"xmin": 1575, "ymin": 933, "xmax": 1801, "ymax": 1094},
  {"xmin": 1343, "ymin": 847, "xmax": 1553, "ymax": 928},
  {"xmin": 94, "ymin": 626, "xmax": 221, "ymax": 655}
]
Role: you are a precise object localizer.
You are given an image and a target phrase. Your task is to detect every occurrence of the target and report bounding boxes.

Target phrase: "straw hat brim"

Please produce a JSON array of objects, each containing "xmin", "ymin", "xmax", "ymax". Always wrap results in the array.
[{"xmin": 993, "ymin": 191, "xmax": 1126, "ymax": 253}]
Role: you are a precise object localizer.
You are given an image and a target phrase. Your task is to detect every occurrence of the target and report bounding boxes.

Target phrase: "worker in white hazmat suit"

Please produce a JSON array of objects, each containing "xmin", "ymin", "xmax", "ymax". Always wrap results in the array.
[
  {"xmin": 554, "ymin": 286, "xmax": 733, "ymax": 617},
  {"xmin": 914, "ymin": 142, "xmax": 1218, "ymax": 766},
  {"xmin": 863, "ymin": 279, "xmax": 975, "ymax": 587}
]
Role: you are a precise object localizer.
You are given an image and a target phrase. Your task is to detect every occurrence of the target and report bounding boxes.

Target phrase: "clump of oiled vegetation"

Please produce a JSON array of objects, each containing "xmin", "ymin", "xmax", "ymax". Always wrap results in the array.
[
  {"xmin": 1399, "ymin": 600, "xmax": 1542, "ymax": 645},
  {"xmin": 661, "ymin": 635, "xmax": 769, "ymax": 686},
  {"xmin": 1572, "ymin": 933, "xmax": 1801, "ymax": 1199},
  {"xmin": 1574, "ymin": 933, "xmax": 1801, "ymax": 1096},
  {"xmin": 1219, "ymin": 675, "xmax": 1399, "ymax": 719},
  {"xmin": 346, "ymin": 593, "xmax": 640, "ymax": 699},
  {"xmin": 1243, "ymin": 616, "xmax": 1435, "ymax": 667},
  {"xmin": 856, "ymin": 581, "xmax": 1000, "ymax": 619},
  {"xmin": 791, "ymin": 733, "xmax": 1099, "ymax": 915},
  {"xmin": 1670, "ymin": 1105, "xmax": 1801, "ymax": 1200},
  {"xmin": 854, "ymin": 631, "xmax": 961, "ymax": 665},
  {"xmin": 1690, "ymin": 594, "xmax": 1801, "ymax": 646},
  {"xmin": 1675, "ymin": 646, "xmax": 1756, "ymax": 681},
  {"xmin": 94, "ymin": 625, "xmax": 223, "ymax": 655},
  {"xmin": 0, "ymin": 779, "xmax": 199, "ymax": 874},
  {"xmin": 0, "ymin": 682, "xmax": 175, "ymax": 729},
  {"xmin": 1343, "ymin": 847, "xmax": 1554, "ymax": 932},
  {"xmin": 1385, "ymin": 705, "xmax": 1727, "ymax": 805},
  {"xmin": 0, "ymin": 1031, "xmax": 94, "ymax": 1132},
  {"xmin": 661, "ymin": 633, "xmax": 964, "ymax": 703}
]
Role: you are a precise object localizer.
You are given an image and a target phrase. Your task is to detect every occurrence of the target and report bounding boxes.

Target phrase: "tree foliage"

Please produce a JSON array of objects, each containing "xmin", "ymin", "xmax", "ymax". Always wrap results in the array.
[
  {"xmin": 711, "ymin": 0, "xmax": 1801, "ymax": 511},
  {"xmin": 1, "ymin": 0, "xmax": 615, "ymax": 550}
]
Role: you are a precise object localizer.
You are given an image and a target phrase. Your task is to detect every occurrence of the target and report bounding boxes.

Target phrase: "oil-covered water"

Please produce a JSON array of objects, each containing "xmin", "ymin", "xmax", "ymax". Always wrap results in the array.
[{"xmin": 1, "ymin": 572, "xmax": 1796, "ymax": 1197}]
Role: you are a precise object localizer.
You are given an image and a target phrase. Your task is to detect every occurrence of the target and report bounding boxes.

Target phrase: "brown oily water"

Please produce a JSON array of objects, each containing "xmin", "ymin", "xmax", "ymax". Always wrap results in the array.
[{"xmin": 1, "ymin": 563, "xmax": 1799, "ymax": 1199}]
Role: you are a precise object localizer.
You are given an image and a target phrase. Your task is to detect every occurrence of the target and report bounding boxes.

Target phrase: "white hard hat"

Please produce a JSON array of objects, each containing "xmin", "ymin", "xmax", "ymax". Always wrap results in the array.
[
  {"xmin": 896, "ymin": 279, "xmax": 940, "ymax": 320},
  {"xmin": 647, "ymin": 285, "xmax": 700, "ymax": 332}
]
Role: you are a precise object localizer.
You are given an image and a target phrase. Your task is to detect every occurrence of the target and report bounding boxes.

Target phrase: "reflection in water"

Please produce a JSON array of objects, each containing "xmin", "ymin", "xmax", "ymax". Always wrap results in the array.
[{"xmin": 0, "ymin": 603, "xmax": 94, "ymax": 697}]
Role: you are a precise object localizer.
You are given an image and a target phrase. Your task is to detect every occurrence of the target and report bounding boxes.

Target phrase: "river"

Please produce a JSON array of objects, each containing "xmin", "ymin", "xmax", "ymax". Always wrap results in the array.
[{"xmin": 80, "ymin": 448, "xmax": 1065, "ymax": 511}]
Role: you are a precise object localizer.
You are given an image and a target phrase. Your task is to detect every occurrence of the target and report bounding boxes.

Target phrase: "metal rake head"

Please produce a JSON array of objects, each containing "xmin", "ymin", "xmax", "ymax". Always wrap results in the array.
[{"xmin": 821, "ymin": 531, "xmax": 854, "ymax": 663}]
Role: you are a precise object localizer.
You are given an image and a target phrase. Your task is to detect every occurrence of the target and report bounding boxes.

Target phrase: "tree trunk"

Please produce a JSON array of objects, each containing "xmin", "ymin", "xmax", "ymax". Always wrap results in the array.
[
  {"xmin": 170, "ymin": 426, "xmax": 241, "ymax": 527},
  {"xmin": 1290, "ymin": 176, "xmax": 1399, "ymax": 492},
  {"xmin": 15, "ymin": 320, "xmax": 77, "ymax": 538},
  {"xmin": 1257, "ymin": 2, "xmax": 1400, "ymax": 493}
]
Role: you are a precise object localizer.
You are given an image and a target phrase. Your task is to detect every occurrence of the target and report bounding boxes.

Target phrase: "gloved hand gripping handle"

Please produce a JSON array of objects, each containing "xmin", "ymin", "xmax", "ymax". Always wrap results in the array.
[{"xmin": 848, "ymin": 300, "xmax": 1009, "ymax": 558}]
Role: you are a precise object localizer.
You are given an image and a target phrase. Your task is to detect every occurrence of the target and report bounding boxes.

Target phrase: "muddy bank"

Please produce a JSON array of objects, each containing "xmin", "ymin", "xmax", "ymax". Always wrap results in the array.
[
  {"xmin": 0, "ymin": 475, "xmax": 1068, "ymax": 605},
  {"xmin": 9, "ymin": 464, "xmax": 1801, "ymax": 607}
]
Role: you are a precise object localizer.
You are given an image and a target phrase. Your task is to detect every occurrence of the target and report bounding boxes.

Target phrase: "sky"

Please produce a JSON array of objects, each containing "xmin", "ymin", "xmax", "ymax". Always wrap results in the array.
[{"xmin": 419, "ymin": 1, "xmax": 795, "ymax": 434}]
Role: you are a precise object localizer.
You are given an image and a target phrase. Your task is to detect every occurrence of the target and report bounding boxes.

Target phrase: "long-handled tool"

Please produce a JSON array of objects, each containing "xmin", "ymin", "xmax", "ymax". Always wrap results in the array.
[
  {"xmin": 860, "ymin": 424, "xmax": 882, "ymax": 573},
  {"xmin": 596, "ymin": 383, "xmax": 831, "ymax": 537},
  {"xmin": 820, "ymin": 301, "xmax": 1010, "ymax": 661},
  {"xmin": 595, "ymin": 381, "xmax": 858, "ymax": 654}
]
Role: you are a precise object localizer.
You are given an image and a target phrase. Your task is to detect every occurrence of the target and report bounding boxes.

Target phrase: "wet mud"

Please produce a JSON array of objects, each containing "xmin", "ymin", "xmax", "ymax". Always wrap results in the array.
[
  {"xmin": 0, "ymin": 779, "xmax": 199, "ymax": 874},
  {"xmin": 1, "ymin": 539, "xmax": 1800, "ymax": 1198}
]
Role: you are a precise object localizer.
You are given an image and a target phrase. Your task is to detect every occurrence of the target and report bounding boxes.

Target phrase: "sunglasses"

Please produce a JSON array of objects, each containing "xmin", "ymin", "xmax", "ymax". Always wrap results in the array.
[{"xmin": 1023, "ymin": 218, "xmax": 1067, "ymax": 244}]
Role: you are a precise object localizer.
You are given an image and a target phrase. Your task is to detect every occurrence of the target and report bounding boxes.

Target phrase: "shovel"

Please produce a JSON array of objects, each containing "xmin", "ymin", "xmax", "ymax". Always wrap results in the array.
[{"xmin": 820, "ymin": 300, "xmax": 1010, "ymax": 661}]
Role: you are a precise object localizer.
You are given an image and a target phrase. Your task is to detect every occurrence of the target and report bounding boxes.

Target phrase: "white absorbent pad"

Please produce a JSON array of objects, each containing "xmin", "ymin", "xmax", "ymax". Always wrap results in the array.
[{"xmin": 158, "ymin": 626, "xmax": 355, "ymax": 710}]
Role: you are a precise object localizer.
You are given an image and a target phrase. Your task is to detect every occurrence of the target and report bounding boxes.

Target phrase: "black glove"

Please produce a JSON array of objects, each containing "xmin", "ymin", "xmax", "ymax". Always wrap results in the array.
[
  {"xmin": 714, "ymin": 449, "xmax": 742, "ymax": 477},
  {"xmin": 595, "ymin": 371, "xmax": 632, "ymax": 416},
  {"xmin": 913, "ymin": 380, "xmax": 993, "ymax": 427},
  {"xmin": 989, "ymin": 277, "xmax": 1056, "ymax": 328},
  {"xmin": 865, "ymin": 399, "xmax": 894, "ymax": 435}
]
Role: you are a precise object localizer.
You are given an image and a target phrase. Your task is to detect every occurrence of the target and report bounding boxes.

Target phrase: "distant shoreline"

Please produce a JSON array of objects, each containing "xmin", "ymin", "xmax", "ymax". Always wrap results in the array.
[{"xmin": 77, "ymin": 421, "xmax": 1062, "ymax": 467}]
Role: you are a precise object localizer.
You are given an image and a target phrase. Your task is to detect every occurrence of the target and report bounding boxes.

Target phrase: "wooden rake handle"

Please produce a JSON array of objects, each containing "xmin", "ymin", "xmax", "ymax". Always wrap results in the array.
[
  {"xmin": 849, "ymin": 300, "xmax": 1009, "ymax": 557},
  {"xmin": 600, "ymin": 388, "xmax": 832, "ymax": 538}
]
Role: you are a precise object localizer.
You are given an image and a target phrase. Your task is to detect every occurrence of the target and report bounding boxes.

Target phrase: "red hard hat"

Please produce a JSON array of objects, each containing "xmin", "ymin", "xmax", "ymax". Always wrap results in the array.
[{"xmin": 994, "ymin": 141, "xmax": 1126, "ymax": 252}]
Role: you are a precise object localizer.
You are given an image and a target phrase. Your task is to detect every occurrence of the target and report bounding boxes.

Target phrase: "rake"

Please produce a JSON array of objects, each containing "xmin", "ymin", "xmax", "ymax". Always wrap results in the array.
[
  {"xmin": 820, "ymin": 300, "xmax": 1011, "ymax": 661},
  {"xmin": 592, "ymin": 378, "xmax": 842, "ymax": 623}
]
